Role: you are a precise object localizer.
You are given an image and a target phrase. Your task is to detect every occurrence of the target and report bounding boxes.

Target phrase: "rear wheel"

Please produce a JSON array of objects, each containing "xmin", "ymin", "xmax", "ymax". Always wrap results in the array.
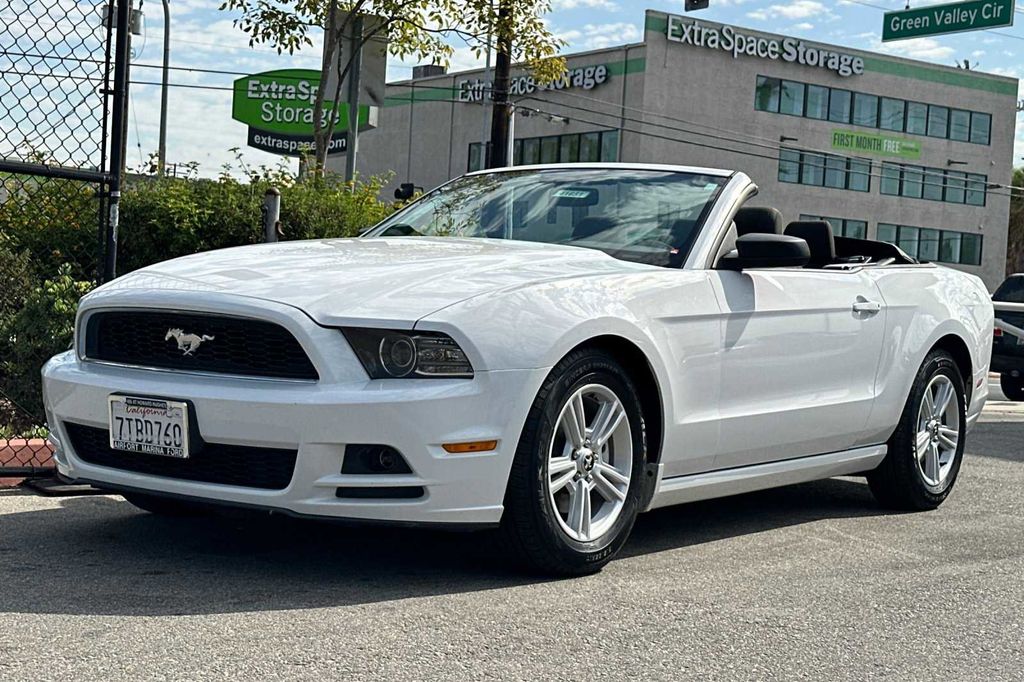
[
  {"xmin": 500, "ymin": 349, "xmax": 646, "ymax": 576},
  {"xmin": 868, "ymin": 350, "xmax": 966, "ymax": 511},
  {"xmin": 999, "ymin": 373, "xmax": 1024, "ymax": 401},
  {"xmin": 122, "ymin": 492, "xmax": 210, "ymax": 517}
]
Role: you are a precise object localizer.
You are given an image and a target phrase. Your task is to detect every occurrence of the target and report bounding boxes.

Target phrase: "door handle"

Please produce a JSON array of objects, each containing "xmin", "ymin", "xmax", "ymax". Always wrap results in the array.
[{"xmin": 852, "ymin": 298, "xmax": 881, "ymax": 314}]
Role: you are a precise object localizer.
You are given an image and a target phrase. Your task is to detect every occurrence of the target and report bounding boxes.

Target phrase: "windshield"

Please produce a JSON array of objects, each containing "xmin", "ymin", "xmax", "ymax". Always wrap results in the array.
[
  {"xmin": 994, "ymin": 275, "xmax": 1024, "ymax": 303},
  {"xmin": 368, "ymin": 168, "xmax": 728, "ymax": 267}
]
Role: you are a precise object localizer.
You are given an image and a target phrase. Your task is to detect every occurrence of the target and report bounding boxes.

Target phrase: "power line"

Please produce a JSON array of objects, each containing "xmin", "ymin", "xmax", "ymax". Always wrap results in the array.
[
  {"xmin": 3, "ymin": 63, "xmax": 1019, "ymax": 197},
  {"xmin": 516, "ymin": 99, "xmax": 1024, "ymax": 199}
]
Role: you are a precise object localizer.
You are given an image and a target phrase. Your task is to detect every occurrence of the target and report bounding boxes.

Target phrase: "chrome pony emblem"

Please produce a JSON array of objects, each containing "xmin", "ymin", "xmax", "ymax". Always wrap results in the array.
[{"xmin": 165, "ymin": 328, "xmax": 215, "ymax": 356}]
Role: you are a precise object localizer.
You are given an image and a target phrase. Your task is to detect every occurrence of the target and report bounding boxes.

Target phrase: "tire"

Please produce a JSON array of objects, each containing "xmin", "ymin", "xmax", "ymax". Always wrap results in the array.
[
  {"xmin": 500, "ymin": 348, "xmax": 647, "ymax": 576},
  {"xmin": 999, "ymin": 373, "xmax": 1024, "ymax": 401},
  {"xmin": 867, "ymin": 349, "xmax": 966, "ymax": 511},
  {"xmin": 122, "ymin": 492, "xmax": 210, "ymax": 517}
]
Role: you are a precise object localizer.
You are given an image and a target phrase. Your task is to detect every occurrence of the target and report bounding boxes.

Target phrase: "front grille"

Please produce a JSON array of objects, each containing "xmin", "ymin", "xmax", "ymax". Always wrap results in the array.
[
  {"xmin": 84, "ymin": 310, "xmax": 319, "ymax": 380},
  {"xmin": 65, "ymin": 422, "xmax": 298, "ymax": 490}
]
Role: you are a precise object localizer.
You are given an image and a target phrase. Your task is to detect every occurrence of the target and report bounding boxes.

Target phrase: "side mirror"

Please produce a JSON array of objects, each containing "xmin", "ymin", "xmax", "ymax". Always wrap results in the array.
[{"xmin": 721, "ymin": 233, "xmax": 810, "ymax": 270}]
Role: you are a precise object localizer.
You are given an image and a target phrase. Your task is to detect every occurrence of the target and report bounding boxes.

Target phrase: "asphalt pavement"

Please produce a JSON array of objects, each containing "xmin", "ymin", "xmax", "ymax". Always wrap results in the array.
[{"xmin": 1, "ymin": 396, "xmax": 1022, "ymax": 681}]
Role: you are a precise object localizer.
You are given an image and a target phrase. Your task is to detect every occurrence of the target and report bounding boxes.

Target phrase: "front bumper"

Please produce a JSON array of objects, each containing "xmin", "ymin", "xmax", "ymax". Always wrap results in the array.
[{"xmin": 43, "ymin": 350, "xmax": 546, "ymax": 526}]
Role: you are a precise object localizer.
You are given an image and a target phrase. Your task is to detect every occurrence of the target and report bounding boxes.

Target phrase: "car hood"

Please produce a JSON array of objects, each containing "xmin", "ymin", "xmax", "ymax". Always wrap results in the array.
[{"xmin": 100, "ymin": 237, "xmax": 645, "ymax": 327}]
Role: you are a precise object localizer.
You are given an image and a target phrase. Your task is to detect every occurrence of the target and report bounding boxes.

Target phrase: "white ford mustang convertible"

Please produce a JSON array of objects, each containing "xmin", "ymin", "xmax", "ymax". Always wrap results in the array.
[{"xmin": 43, "ymin": 164, "xmax": 993, "ymax": 575}]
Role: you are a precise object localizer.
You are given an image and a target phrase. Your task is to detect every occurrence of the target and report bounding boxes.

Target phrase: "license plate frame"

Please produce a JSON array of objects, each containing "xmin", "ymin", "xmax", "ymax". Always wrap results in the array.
[{"xmin": 108, "ymin": 395, "xmax": 190, "ymax": 458}]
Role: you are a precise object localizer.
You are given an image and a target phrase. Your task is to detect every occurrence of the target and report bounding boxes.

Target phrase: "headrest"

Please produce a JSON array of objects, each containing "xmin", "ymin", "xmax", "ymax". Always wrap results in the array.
[
  {"xmin": 572, "ymin": 216, "xmax": 617, "ymax": 240},
  {"xmin": 734, "ymin": 206, "xmax": 784, "ymax": 236},
  {"xmin": 784, "ymin": 220, "xmax": 836, "ymax": 266}
]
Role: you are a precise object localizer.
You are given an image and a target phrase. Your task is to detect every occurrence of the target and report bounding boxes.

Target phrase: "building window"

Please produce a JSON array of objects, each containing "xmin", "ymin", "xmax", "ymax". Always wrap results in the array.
[
  {"xmin": 966, "ymin": 173, "xmax": 986, "ymax": 206},
  {"xmin": 876, "ymin": 223, "xmax": 983, "ymax": 266},
  {"xmin": 580, "ymin": 132, "xmax": 600, "ymax": 162},
  {"xmin": 852, "ymin": 93, "xmax": 878, "ymax": 127},
  {"xmin": 755, "ymin": 76, "xmax": 780, "ymax": 112},
  {"xmin": 471, "ymin": 129, "xmax": 620, "ymax": 171},
  {"xmin": 540, "ymin": 136, "xmax": 559, "ymax": 164},
  {"xmin": 960, "ymin": 233, "xmax": 983, "ymax": 265},
  {"xmin": 779, "ymin": 148, "xmax": 870, "ymax": 192},
  {"xmin": 918, "ymin": 228, "xmax": 941, "ymax": 261},
  {"xmin": 945, "ymin": 171, "xmax": 967, "ymax": 204},
  {"xmin": 828, "ymin": 89, "xmax": 851, "ymax": 123},
  {"xmin": 601, "ymin": 130, "xmax": 619, "ymax": 162},
  {"xmin": 522, "ymin": 138, "xmax": 540, "ymax": 165},
  {"xmin": 802, "ymin": 152, "xmax": 825, "ymax": 185},
  {"xmin": 805, "ymin": 84, "xmax": 828, "ymax": 120},
  {"xmin": 778, "ymin": 149, "xmax": 801, "ymax": 183},
  {"xmin": 752, "ymin": 76, "xmax": 992, "ymax": 145},
  {"xmin": 949, "ymin": 109, "xmax": 971, "ymax": 142},
  {"xmin": 468, "ymin": 143, "xmax": 487, "ymax": 172},
  {"xmin": 927, "ymin": 105, "xmax": 949, "ymax": 138},
  {"xmin": 880, "ymin": 163, "xmax": 901, "ymax": 195},
  {"xmin": 970, "ymin": 112, "xmax": 991, "ymax": 145},
  {"xmin": 559, "ymin": 134, "xmax": 580, "ymax": 163},
  {"xmin": 879, "ymin": 162, "xmax": 987, "ymax": 205},
  {"xmin": 799, "ymin": 214, "xmax": 867, "ymax": 239},
  {"xmin": 905, "ymin": 102, "xmax": 928, "ymax": 135},
  {"xmin": 877, "ymin": 223, "xmax": 898, "ymax": 244},
  {"xmin": 879, "ymin": 98, "xmax": 905, "ymax": 131},
  {"xmin": 780, "ymin": 80, "xmax": 805, "ymax": 116}
]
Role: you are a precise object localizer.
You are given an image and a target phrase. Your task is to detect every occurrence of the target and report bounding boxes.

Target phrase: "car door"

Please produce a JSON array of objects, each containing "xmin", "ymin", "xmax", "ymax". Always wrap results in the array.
[{"xmin": 707, "ymin": 267, "xmax": 887, "ymax": 469}]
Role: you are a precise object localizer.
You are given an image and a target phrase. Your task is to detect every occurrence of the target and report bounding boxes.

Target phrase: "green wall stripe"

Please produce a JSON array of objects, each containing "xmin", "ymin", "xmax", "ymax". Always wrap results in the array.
[
  {"xmin": 860, "ymin": 56, "xmax": 1017, "ymax": 95},
  {"xmin": 645, "ymin": 14, "xmax": 667, "ymax": 34},
  {"xmin": 607, "ymin": 56, "xmax": 646, "ymax": 76},
  {"xmin": 643, "ymin": 10, "xmax": 1015, "ymax": 96},
  {"xmin": 382, "ymin": 57, "xmax": 647, "ymax": 108}
]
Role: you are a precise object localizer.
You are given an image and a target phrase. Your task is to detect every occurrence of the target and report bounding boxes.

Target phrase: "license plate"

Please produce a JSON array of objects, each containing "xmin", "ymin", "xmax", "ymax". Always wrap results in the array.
[{"xmin": 108, "ymin": 396, "xmax": 190, "ymax": 458}]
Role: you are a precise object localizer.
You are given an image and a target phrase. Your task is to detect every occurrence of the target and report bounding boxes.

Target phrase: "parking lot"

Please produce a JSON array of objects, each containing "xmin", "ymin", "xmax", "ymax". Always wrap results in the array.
[{"xmin": 1, "ymin": 392, "xmax": 1021, "ymax": 681}]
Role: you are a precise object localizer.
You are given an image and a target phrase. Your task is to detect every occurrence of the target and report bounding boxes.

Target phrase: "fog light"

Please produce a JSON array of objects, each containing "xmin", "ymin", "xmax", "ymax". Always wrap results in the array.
[{"xmin": 442, "ymin": 440, "xmax": 498, "ymax": 453}]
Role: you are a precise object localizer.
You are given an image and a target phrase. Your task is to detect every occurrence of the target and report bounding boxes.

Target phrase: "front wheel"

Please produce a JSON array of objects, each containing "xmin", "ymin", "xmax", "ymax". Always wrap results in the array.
[
  {"xmin": 868, "ymin": 350, "xmax": 966, "ymax": 511},
  {"xmin": 500, "ymin": 349, "xmax": 647, "ymax": 576},
  {"xmin": 1000, "ymin": 373, "xmax": 1024, "ymax": 401}
]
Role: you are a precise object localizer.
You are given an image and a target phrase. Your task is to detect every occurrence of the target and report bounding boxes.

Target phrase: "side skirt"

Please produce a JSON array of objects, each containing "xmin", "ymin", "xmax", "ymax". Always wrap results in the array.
[{"xmin": 644, "ymin": 445, "xmax": 887, "ymax": 512}]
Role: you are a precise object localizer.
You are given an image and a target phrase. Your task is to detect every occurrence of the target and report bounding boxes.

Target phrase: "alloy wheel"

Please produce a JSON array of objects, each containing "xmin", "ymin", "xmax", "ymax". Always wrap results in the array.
[
  {"xmin": 546, "ymin": 384, "xmax": 633, "ymax": 542},
  {"xmin": 915, "ymin": 374, "xmax": 960, "ymax": 489}
]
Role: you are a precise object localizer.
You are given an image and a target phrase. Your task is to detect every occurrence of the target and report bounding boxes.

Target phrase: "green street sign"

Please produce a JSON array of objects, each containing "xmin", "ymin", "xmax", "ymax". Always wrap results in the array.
[
  {"xmin": 231, "ymin": 69, "xmax": 371, "ymax": 135},
  {"xmin": 882, "ymin": 0, "xmax": 1013, "ymax": 41},
  {"xmin": 831, "ymin": 129, "xmax": 922, "ymax": 159}
]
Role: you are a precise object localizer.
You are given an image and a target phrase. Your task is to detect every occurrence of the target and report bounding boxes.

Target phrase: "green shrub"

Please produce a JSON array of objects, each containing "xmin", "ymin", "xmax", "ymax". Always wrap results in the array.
[
  {"xmin": 0, "ymin": 177, "xmax": 102, "ymax": 283},
  {"xmin": 0, "ymin": 264, "xmax": 93, "ymax": 430}
]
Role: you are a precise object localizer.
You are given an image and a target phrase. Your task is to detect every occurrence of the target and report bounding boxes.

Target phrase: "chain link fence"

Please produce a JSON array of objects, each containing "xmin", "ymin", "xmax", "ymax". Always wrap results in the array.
[{"xmin": 1, "ymin": 0, "xmax": 121, "ymax": 482}]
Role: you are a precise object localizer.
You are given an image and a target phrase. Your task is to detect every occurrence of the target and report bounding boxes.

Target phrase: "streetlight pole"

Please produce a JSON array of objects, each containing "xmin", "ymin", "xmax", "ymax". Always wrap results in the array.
[{"xmin": 157, "ymin": 0, "xmax": 170, "ymax": 176}]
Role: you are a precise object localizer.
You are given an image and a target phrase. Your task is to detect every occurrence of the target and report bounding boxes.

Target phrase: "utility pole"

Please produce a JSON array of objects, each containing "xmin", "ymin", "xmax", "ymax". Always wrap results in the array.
[
  {"xmin": 487, "ymin": 0, "xmax": 511, "ymax": 168},
  {"xmin": 157, "ymin": 0, "xmax": 170, "ymax": 176},
  {"xmin": 480, "ymin": 0, "xmax": 493, "ymax": 167},
  {"xmin": 344, "ymin": 14, "xmax": 363, "ymax": 185},
  {"xmin": 106, "ymin": 0, "xmax": 131, "ymax": 281}
]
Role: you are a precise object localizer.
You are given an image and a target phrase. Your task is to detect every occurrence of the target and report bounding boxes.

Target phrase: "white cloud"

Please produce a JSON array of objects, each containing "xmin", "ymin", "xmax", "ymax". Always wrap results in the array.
[
  {"xmin": 558, "ymin": 22, "xmax": 640, "ymax": 50},
  {"xmin": 790, "ymin": 22, "xmax": 814, "ymax": 31},
  {"xmin": 747, "ymin": 1, "xmax": 830, "ymax": 21},
  {"xmin": 552, "ymin": 0, "xmax": 618, "ymax": 9},
  {"xmin": 874, "ymin": 37, "xmax": 956, "ymax": 60}
]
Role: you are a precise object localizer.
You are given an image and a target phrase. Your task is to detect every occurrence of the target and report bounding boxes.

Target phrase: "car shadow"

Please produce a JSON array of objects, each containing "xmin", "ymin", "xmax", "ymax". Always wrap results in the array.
[{"xmin": 0, "ymin": 477, "xmax": 885, "ymax": 617}]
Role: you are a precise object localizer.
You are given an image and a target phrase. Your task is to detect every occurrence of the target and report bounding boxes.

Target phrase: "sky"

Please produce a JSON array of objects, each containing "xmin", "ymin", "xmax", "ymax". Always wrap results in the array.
[{"xmin": 118, "ymin": 0, "xmax": 1024, "ymax": 176}]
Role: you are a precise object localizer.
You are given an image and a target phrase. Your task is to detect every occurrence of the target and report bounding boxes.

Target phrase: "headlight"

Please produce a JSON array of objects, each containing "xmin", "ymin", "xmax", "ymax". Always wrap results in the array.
[{"xmin": 342, "ymin": 328, "xmax": 474, "ymax": 379}]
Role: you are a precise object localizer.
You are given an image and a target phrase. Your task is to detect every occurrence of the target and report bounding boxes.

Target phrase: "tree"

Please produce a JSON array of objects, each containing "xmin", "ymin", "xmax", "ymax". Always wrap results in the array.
[
  {"xmin": 1007, "ymin": 168, "xmax": 1024, "ymax": 276},
  {"xmin": 219, "ymin": 0, "xmax": 565, "ymax": 173}
]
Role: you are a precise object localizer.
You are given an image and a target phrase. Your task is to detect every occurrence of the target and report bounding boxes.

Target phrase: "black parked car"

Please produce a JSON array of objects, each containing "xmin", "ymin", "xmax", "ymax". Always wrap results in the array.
[{"xmin": 993, "ymin": 274, "xmax": 1024, "ymax": 401}]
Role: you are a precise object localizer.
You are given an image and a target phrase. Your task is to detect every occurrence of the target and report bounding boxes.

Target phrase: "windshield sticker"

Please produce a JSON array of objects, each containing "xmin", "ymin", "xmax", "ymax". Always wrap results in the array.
[{"xmin": 553, "ymin": 189, "xmax": 593, "ymax": 199}]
